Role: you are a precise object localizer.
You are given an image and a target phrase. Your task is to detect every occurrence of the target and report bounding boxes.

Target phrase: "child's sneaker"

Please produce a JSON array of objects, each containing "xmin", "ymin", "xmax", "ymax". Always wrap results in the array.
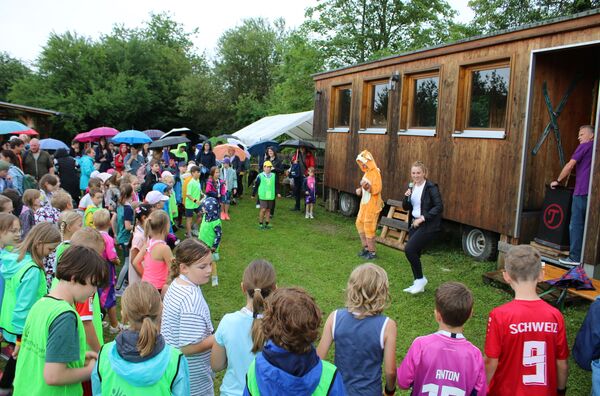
[
  {"xmin": 258, "ymin": 224, "xmax": 265, "ymax": 230},
  {"xmin": 256, "ymin": 204, "xmax": 260, "ymax": 209},
  {"xmin": 220, "ymin": 212, "xmax": 226, "ymax": 220},
  {"xmin": 264, "ymin": 224, "xmax": 272, "ymax": 229},
  {"xmin": 357, "ymin": 248, "xmax": 368, "ymax": 257},
  {"xmin": 305, "ymin": 212, "xmax": 310, "ymax": 219},
  {"xmin": 212, "ymin": 276, "xmax": 219, "ymax": 287},
  {"xmin": 364, "ymin": 251, "xmax": 377, "ymax": 260},
  {"xmin": 309, "ymin": 213, "xmax": 314, "ymax": 219},
  {"xmin": 224, "ymin": 213, "xmax": 230, "ymax": 220},
  {"xmin": 109, "ymin": 322, "xmax": 127, "ymax": 335}
]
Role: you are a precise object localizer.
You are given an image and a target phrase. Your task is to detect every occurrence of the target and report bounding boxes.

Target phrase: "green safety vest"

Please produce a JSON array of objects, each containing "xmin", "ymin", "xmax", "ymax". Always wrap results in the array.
[
  {"xmin": 199, "ymin": 215, "xmax": 221, "ymax": 253},
  {"xmin": 54, "ymin": 244, "xmax": 104, "ymax": 351},
  {"xmin": 0, "ymin": 255, "xmax": 47, "ymax": 337},
  {"xmin": 96, "ymin": 341, "xmax": 183, "ymax": 394},
  {"xmin": 246, "ymin": 358, "xmax": 338, "ymax": 396},
  {"xmin": 13, "ymin": 296, "xmax": 87, "ymax": 396},
  {"xmin": 257, "ymin": 173, "xmax": 275, "ymax": 201}
]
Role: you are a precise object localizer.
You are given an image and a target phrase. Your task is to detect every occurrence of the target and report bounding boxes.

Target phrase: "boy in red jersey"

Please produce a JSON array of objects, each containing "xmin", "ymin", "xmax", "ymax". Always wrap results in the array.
[{"xmin": 485, "ymin": 245, "xmax": 568, "ymax": 395}]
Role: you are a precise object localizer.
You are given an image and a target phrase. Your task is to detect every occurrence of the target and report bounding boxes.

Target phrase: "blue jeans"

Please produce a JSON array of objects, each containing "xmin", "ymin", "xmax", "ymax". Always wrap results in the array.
[{"xmin": 569, "ymin": 194, "xmax": 587, "ymax": 262}]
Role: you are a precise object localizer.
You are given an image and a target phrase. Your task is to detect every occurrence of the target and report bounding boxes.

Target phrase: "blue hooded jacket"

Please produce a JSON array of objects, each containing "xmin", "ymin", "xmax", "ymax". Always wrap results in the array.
[
  {"xmin": 91, "ymin": 331, "xmax": 189, "ymax": 395},
  {"xmin": 573, "ymin": 298, "xmax": 600, "ymax": 393},
  {"xmin": 243, "ymin": 340, "xmax": 346, "ymax": 396}
]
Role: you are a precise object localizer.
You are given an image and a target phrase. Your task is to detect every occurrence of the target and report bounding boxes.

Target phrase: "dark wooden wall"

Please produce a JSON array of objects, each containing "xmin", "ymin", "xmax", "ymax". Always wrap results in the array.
[{"xmin": 314, "ymin": 14, "xmax": 600, "ymax": 242}]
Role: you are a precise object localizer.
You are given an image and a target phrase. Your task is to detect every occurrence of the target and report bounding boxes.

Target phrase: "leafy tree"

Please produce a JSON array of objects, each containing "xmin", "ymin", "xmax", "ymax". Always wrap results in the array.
[
  {"xmin": 267, "ymin": 31, "xmax": 325, "ymax": 114},
  {"xmin": 215, "ymin": 18, "xmax": 282, "ymax": 103},
  {"xmin": 0, "ymin": 53, "xmax": 31, "ymax": 101},
  {"xmin": 303, "ymin": 0, "xmax": 461, "ymax": 68},
  {"xmin": 468, "ymin": 0, "xmax": 600, "ymax": 32}
]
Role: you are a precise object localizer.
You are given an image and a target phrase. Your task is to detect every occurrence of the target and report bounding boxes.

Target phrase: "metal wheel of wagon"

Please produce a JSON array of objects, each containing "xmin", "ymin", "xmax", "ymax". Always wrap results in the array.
[
  {"xmin": 339, "ymin": 192, "xmax": 359, "ymax": 217},
  {"xmin": 461, "ymin": 227, "xmax": 498, "ymax": 261}
]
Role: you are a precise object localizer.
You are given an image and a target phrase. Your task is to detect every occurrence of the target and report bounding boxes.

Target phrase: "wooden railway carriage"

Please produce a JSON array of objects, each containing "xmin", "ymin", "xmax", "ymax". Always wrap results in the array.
[{"xmin": 312, "ymin": 10, "xmax": 600, "ymax": 276}]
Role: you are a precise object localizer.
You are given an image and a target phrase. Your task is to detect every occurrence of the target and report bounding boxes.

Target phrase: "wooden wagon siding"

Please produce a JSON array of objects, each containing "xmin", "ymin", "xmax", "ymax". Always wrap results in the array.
[{"xmin": 313, "ymin": 11, "xmax": 600, "ymax": 266}]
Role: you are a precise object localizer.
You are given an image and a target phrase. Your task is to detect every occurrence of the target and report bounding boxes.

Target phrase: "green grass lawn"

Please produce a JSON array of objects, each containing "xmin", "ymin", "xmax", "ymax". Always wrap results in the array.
[{"xmin": 115, "ymin": 195, "xmax": 593, "ymax": 394}]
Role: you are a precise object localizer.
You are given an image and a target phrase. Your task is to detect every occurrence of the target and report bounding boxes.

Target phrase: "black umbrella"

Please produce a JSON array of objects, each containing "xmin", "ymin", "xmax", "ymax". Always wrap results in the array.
[
  {"xmin": 161, "ymin": 128, "xmax": 208, "ymax": 142},
  {"xmin": 279, "ymin": 139, "xmax": 316, "ymax": 150},
  {"xmin": 149, "ymin": 136, "xmax": 191, "ymax": 149}
]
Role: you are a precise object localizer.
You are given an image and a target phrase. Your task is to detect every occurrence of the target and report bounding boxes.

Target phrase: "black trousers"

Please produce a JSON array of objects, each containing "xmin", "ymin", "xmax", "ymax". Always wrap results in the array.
[
  {"xmin": 405, "ymin": 227, "xmax": 438, "ymax": 280},
  {"xmin": 293, "ymin": 177, "xmax": 303, "ymax": 210}
]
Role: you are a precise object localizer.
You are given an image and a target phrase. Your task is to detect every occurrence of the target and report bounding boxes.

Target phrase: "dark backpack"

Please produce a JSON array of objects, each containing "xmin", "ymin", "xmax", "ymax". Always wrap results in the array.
[{"xmin": 23, "ymin": 174, "xmax": 38, "ymax": 190}]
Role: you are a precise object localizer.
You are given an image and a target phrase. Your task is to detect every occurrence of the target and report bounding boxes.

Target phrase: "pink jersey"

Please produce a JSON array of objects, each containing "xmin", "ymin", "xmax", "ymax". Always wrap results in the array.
[
  {"xmin": 141, "ymin": 238, "xmax": 168, "ymax": 290},
  {"xmin": 398, "ymin": 332, "xmax": 487, "ymax": 395},
  {"xmin": 485, "ymin": 299, "xmax": 568, "ymax": 396},
  {"xmin": 99, "ymin": 231, "xmax": 118, "ymax": 261}
]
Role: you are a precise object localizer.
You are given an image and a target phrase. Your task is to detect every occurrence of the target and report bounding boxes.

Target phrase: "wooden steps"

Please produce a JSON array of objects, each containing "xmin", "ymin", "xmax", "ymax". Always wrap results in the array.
[
  {"xmin": 530, "ymin": 241, "xmax": 569, "ymax": 262},
  {"xmin": 376, "ymin": 199, "xmax": 410, "ymax": 251}
]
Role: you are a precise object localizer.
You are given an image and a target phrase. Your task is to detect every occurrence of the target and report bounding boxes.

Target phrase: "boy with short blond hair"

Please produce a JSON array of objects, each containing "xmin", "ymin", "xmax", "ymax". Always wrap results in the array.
[
  {"xmin": 84, "ymin": 188, "xmax": 103, "ymax": 228},
  {"xmin": 397, "ymin": 282, "xmax": 486, "ymax": 395},
  {"xmin": 485, "ymin": 245, "xmax": 568, "ymax": 395}
]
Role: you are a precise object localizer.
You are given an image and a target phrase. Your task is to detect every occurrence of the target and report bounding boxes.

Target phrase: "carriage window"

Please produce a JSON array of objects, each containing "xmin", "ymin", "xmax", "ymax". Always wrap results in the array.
[
  {"xmin": 334, "ymin": 85, "xmax": 352, "ymax": 128},
  {"xmin": 467, "ymin": 66, "xmax": 510, "ymax": 129},
  {"xmin": 410, "ymin": 75, "xmax": 439, "ymax": 128},
  {"xmin": 367, "ymin": 81, "xmax": 389, "ymax": 129}
]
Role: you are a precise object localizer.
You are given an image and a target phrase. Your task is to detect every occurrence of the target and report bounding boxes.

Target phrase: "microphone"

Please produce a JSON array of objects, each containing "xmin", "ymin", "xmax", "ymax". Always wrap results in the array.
[{"xmin": 408, "ymin": 182, "xmax": 414, "ymax": 192}]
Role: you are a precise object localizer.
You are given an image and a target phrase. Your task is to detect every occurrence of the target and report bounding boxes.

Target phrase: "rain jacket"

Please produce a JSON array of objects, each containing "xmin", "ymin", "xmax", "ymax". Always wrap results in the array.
[
  {"xmin": 79, "ymin": 154, "xmax": 95, "ymax": 191},
  {"xmin": 199, "ymin": 197, "xmax": 222, "ymax": 252},
  {"xmin": 170, "ymin": 143, "xmax": 189, "ymax": 164},
  {"xmin": 0, "ymin": 251, "xmax": 47, "ymax": 343},
  {"xmin": 195, "ymin": 141, "xmax": 216, "ymax": 174},
  {"xmin": 242, "ymin": 340, "xmax": 346, "ymax": 396},
  {"xmin": 573, "ymin": 298, "xmax": 600, "ymax": 392},
  {"xmin": 355, "ymin": 150, "xmax": 384, "ymax": 222},
  {"xmin": 7, "ymin": 164, "xmax": 24, "ymax": 194},
  {"xmin": 91, "ymin": 330, "xmax": 190, "ymax": 395}
]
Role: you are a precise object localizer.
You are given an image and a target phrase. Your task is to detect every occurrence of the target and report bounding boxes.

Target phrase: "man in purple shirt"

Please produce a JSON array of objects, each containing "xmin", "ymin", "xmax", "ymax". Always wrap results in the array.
[{"xmin": 551, "ymin": 125, "xmax": 595, "ymax": 265}]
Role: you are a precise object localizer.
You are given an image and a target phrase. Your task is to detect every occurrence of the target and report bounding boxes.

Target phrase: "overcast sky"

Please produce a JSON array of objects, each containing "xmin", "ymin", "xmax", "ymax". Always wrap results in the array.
[{"xmin": 0, "ymin": 0, "xmax": 474, "ymax": 66}]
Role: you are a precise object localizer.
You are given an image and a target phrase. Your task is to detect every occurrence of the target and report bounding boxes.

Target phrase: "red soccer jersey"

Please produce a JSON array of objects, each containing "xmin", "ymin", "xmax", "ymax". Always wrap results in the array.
[
  {"xmin": 75, "ymin": 296, "xmax": 94, "ymax": 322},
  {"xmin": 485, "ymin": 299, "xmax": 569, "ymax": 396}
]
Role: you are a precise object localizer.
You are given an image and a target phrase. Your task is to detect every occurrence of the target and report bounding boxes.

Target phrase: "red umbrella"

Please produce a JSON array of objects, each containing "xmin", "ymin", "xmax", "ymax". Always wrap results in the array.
[
  {"xmin": 87, "ymin": 126, "xmax": 119, "ymax": 141},
  {"xmin": 11, "ymin": 128, "xmax": 39, "ymax": 136}
]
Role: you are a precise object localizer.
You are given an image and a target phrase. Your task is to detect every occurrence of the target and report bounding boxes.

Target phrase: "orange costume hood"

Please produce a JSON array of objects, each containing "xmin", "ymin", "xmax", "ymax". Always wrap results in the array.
[{"xmin": 356, "ymin": 150, "xmax": 384, "ymax": 217}]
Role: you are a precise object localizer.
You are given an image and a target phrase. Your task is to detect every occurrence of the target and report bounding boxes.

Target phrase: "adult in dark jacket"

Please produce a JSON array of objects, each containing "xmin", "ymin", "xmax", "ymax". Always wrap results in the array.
[
  {"xmin": 95, "ymin": 137, "xmax": 113, "ymax": 172},
  {"xmin": 53, "ymin": 148, "xmax": 81, "ymax": 202},
  {"xmin": 195, "ymin": 141, "xmax": 216, "ymax": 187},
  {"xmin": 401, "ymin": 161, "xmax": 443, "ymax": 295},
  {"xmin": 22, "ymin": 138, "xmax": 54, "ymax": 181}
]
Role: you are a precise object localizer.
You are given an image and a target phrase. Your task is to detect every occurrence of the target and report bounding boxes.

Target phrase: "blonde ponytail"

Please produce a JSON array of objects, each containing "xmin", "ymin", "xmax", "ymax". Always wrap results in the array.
[{"xmin": 121, "ymin": 282, "xmax": 162, "ymax": 357}]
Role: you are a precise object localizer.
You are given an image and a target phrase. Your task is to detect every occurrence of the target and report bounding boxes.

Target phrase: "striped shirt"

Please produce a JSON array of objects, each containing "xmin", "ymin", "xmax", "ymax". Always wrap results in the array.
[{"xmin": 162, "ymin": 279, "xmax": 214, "ymax": 395}]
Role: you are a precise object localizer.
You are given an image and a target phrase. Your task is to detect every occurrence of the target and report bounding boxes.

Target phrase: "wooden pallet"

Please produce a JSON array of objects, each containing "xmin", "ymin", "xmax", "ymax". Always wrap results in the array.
[
  {"xmin": 530, "ymin": 241, "xmax": 569, "ymax": 261},
  {"xmin": 483, "ymin": 263, "xmax": 600, "ymax": 309},
  {"xmin": 375, "ymin": 199, "xmax": 410, "ymax": 250}
]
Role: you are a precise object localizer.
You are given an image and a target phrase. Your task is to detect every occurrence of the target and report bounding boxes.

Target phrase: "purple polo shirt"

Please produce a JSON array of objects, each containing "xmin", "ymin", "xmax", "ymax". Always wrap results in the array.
[{"xmin": 572, "ymin": 140, "xmax": 593, "ymax": 195}]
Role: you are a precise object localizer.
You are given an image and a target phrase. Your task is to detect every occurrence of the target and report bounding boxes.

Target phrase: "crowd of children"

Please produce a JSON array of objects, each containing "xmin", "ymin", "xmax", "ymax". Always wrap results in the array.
[{"xmin": 0, "ymin": 136, "xmax": 594, "ymax": 395}]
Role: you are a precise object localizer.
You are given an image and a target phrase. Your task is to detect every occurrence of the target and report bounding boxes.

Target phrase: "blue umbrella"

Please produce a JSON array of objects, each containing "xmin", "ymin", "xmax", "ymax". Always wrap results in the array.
[
  {"xmin": 248, "ymin": 140, "xmax": 280, "ymax": 157},
  {"xmin": 112, "ymin": 130, "xmax": 152, "ymax": 145},
  {"xmin": 39, "ymin": 138, "xmax": 69, "ymax": 151},
  {"xmin": 0, "ymin": 120, "xmax": 30, "ymax": 135}
]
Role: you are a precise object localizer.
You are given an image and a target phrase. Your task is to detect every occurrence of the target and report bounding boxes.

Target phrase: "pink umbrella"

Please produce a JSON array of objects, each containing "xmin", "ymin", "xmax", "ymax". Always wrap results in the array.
[
  {"xmin": 87, "ymin": 126, "xmax": 119, "ymax": 141},
  {"xmin": 74, "ymin": 132, "xmax": 93, "ymax": 142},
  {"xmin": 11, "ymin": 128, "xmax": 39, "ymax": 136}
]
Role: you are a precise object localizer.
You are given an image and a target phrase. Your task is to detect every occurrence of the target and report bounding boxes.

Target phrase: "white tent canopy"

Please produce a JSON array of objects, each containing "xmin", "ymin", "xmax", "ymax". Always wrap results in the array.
[{"xmin": 233, "ymin": 110, "xmax": 319, "ymax": 147}]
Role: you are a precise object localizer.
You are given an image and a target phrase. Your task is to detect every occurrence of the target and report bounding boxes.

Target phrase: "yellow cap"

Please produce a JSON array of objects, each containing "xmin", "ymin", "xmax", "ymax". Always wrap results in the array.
[{"xmin": 263, "ymin": 160, "xmax": 273, "ymax": 167}]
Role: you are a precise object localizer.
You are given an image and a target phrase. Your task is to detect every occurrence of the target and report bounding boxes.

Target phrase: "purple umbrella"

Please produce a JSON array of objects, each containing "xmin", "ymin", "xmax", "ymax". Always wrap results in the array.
[
  {"xmin": 87, "ymin": 126, "xmax": 119, "ymax": 141},
  {"xmin": 143, "ymin": 129, "xmax": 164, "ymax": 140}
]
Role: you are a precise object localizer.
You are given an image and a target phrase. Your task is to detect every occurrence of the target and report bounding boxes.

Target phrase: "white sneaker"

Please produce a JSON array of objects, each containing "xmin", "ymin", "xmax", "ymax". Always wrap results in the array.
[
  {"xmin": 255, "ymin": 204, "xmax": 260, "ymax": 209},
  {"xmin": 109, "ymin": 322, "xmax": 127, "ymax": 334},
  {"xmin": 409, "ymin": 277, "xmax": 428, "ymax": 294},
  {"xmin": 403, "ymin": 282, "xmax": 416, "ymax": 293},
  {"xmin": 309, "ymin": 213, "xmax": 314, "ymax": 219},
  {"xmin": 212, "ymin": 276, "xmax": 219, "ymax": 287},
  {"xmin": 305, "ymin": 213, "xmax": 310, "ymax": 219}
]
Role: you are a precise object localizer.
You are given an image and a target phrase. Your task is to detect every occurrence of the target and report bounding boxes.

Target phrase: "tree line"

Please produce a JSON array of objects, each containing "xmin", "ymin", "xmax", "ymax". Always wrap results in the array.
[{"xmin": 1, "ymin": 0, "xmax": 598, "ymax": 141}]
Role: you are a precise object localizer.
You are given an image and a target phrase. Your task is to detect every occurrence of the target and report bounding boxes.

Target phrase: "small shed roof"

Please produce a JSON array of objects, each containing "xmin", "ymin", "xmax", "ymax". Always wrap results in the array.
[
  {"xmin": 233, "ymin": 110, "xmax": 319, "ymax": 146},
  {"xmin": 0, "ymin": 101, "xmax": 63, "ymax": 116}
]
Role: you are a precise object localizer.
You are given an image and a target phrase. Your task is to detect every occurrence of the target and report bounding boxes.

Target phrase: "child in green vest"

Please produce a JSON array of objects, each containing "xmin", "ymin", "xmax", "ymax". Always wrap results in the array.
[
  {"xmin": 13, "ymin": 245, "xmax": 108, "ymax": 396},
  {"xmin": 199, "ymin": 197, "xmax": 222, "ymax": 287},
  {"xmin": 91, "ymin": 281, "xmax": 190, "ymax": 395},
  {"xmin": 251, "ymin": 161, "xmax": 280, "ymax": 230},
  {"xmin": 243, "ymin": 287, "xmax": 346, "ymax": 395},
  {"xmin": 84, "ymin": 187, "xmax": 103, "ymax": 228},
  {"xmin": 0, "ymin": 222, "xmax": 61, "ymax": 393},
  {"xmin": 185, "ymin": 166, "xmax": 203, "ymax": 238}
]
